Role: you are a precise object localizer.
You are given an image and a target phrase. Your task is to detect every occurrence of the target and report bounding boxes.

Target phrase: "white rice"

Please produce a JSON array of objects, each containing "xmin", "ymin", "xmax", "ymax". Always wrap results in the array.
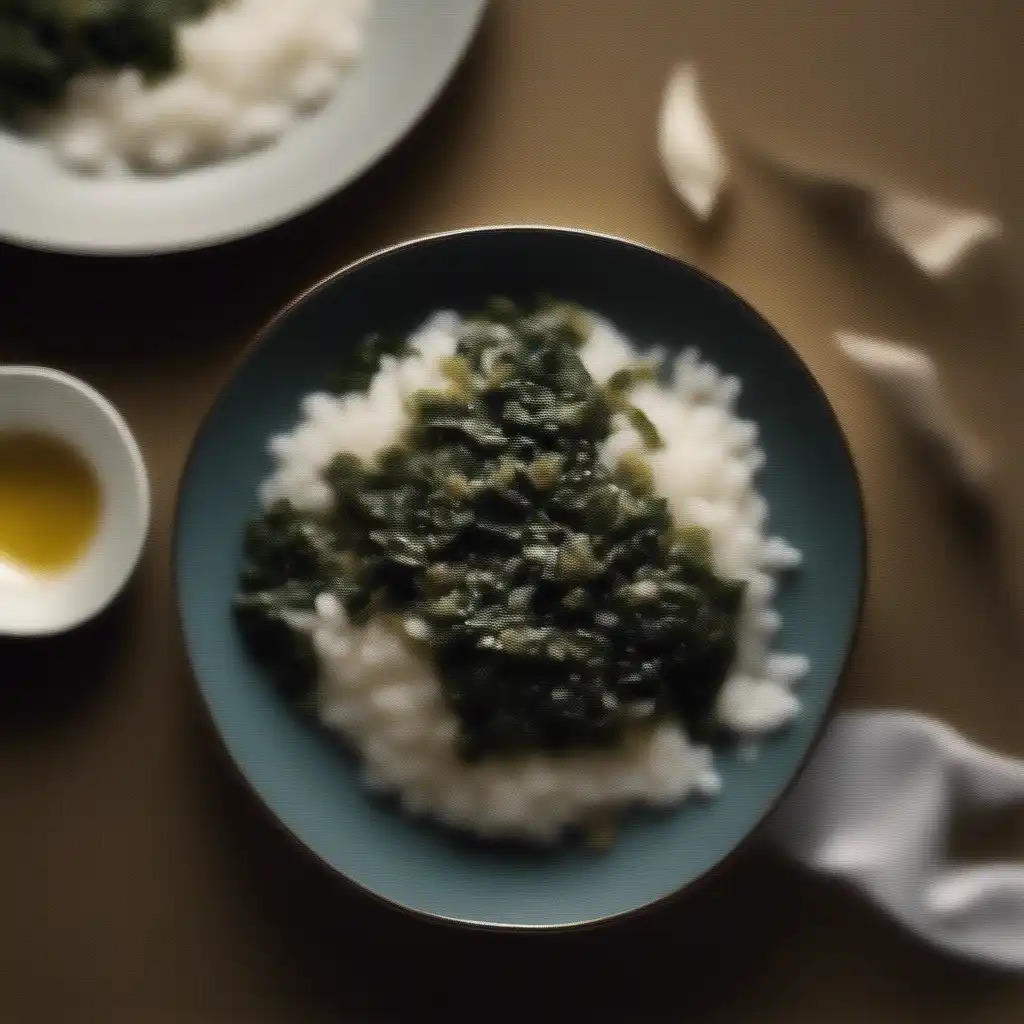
[
  {"xmin": 261, "ymin": 310, "xmax": 809, "ymax": 844},
  {"xmin": 40, "ymin": 0, "xmax": 372, "ymax": 176}
]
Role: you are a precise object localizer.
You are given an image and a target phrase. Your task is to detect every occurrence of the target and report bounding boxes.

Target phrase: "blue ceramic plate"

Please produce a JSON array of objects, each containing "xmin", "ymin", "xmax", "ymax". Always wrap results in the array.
[{"xmin": 175, "ymin": 226, "xmax": 866, "ymax": 930}]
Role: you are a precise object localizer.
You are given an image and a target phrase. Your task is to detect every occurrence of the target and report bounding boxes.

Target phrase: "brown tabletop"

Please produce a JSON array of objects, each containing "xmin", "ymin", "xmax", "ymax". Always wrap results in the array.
[{"xmin": 2, "ymin": 1, "xmax": 1024, "ymax": 1020}]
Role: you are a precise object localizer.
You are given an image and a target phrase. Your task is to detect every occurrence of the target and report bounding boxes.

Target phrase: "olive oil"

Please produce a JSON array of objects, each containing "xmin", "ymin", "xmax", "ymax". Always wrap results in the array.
[{"xmin": 0, "ymin": 430, "xmax": 101, "ymax": 574}]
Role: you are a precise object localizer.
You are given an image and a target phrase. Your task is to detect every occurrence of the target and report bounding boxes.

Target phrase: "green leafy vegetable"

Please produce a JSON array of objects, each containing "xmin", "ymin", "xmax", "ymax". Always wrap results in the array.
[
  {"xmin": 0, "ymin": 0, "xmax": 216, "ymax": 125},
  {"xmin": 236, "ymin": 297, "xmax": 745, "ymax": 759}
]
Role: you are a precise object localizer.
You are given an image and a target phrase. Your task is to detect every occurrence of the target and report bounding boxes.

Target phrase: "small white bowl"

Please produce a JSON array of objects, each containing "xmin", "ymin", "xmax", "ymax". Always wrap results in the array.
[{"xmin": 0, "ymin": 366, "xmax": 150, "ymax": 638}]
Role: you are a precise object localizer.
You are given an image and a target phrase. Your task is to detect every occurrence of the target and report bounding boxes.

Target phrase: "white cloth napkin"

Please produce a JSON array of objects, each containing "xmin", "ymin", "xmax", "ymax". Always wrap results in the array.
[{"xmin": 769, "ymin": 711, "xmax": 1024, "ymax": 970}]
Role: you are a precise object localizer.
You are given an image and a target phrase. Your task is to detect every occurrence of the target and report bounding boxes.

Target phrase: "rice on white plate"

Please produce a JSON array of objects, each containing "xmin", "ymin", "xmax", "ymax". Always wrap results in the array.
[
  {"xmin": 258, "ymin": 310, "xmax": 808, "ymax": 845},
  {"xmin": 42, "ymin": 0, "xmax": 373, "ymax": 176}
]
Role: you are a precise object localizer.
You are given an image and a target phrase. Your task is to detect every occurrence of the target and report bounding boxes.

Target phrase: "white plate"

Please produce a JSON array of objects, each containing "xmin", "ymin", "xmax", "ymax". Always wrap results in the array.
[{"xmin": 0, "ymin": 0, "xmax": 488, "ymax": 256}]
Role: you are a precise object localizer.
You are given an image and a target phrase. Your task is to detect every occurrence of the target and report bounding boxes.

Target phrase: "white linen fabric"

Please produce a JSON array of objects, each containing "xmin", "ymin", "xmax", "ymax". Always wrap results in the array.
[{"xmin": 769, "ymin": 711, "xmax": 1024, "ymax": 970}]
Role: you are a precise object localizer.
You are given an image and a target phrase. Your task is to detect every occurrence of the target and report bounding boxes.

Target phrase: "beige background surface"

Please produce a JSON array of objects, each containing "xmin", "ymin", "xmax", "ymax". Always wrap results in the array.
[{"xmin": 2, "ymin": 1, "xmax": 1023, "ymax": 1020}]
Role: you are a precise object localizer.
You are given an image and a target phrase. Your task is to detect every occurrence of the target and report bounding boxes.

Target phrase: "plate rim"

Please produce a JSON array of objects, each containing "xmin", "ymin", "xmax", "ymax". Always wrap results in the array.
[
  {"xmin": 173, "ymin": 224, "xmax": 869, "ymax": 931},
  {"xmin": 0, "ymin": 0, "xmax": 490, "ymax": 257}
]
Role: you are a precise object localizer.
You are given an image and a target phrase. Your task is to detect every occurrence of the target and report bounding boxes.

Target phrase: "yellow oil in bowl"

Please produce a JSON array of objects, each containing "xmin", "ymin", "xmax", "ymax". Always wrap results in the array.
[{"xmin": 0, "ymin": 430, "xmax": 102, "ymax": 575}]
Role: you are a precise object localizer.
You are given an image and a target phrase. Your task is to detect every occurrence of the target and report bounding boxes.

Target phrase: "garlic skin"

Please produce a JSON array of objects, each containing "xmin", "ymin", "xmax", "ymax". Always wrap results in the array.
[
  {"xmin": 657, "ymin": 60, "xmax": 1002, "ymax": 276},
  {"xmin": 871, "ymin": 191, "xmax": 1002, "ymax": 277},
  {"xmin": 836, "ymin": 332, "xmax": 990, "ymax": 493},
  {"xmin": 770, "ymin": 709, "xmax": 1024, "ymax": 971},
  {"xmin": 657, "ymin": 62, "xmax": 728, "ymax": 222}
]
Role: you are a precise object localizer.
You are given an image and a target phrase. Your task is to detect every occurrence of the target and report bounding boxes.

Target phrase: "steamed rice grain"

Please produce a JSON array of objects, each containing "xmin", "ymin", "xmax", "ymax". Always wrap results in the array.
[
  {"xmin": 260, "ymin": 310, "xmax": 809, "ymax": 844},
  {"xmin": 42, "ymin": 0, "xmax": 372, "ymax": 176}
]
